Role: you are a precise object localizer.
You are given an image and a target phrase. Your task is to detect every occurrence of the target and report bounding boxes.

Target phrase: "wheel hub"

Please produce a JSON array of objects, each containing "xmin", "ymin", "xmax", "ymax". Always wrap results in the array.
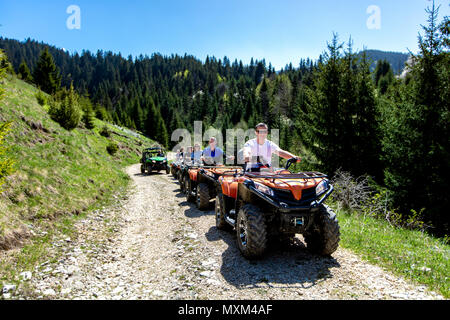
[{"xmin": 238, "ymin": 217, "xmax": 248, "ymax": 247}]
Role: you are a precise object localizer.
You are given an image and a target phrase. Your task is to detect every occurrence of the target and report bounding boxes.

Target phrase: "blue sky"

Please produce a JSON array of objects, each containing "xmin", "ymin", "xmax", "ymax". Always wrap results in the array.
[{"xmin": 1, "ymin": 0, "xmax": 449, "ymax": 70}]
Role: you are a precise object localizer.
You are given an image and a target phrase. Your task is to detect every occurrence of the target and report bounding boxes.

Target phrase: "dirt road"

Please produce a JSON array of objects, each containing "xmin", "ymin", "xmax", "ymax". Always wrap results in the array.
[{"xmin": 19, "ymin": 164, "xmax": 444, "ymax": 300}]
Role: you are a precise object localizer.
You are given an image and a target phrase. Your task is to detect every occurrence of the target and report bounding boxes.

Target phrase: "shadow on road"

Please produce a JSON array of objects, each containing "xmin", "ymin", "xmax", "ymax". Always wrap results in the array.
[
  {"xmin": 133, "ymin": 172, "xmax": 166, "ymax": 177},
  {"xmin": 182, "ymin": 201, "xmax": 215, "ymax": 218},
  {"xmin": 205, "ymin": 226, "xmax": 340, "ymax": 290}
]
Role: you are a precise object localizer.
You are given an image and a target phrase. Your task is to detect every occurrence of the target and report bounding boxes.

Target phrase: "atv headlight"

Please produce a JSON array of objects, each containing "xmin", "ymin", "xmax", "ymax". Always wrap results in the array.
[
  {"xmin": 316, "ymin": 180, "xmax": 329, "ymax": 196},
  {"xmin": 254, "ymin": 182, "xmax": 274, "ymax": 197},
  {"xmin": 152, "ymin": 160, "xmax": 156, "ymax": 163}
]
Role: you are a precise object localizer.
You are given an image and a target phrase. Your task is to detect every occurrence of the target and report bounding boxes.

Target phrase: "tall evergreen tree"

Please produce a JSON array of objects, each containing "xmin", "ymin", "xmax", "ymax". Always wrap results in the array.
[
  {"xmin": 298, "ymin": 34, "xmax": 347, "ymax": 174},
  {"xmin": 381, "ymin": 1, "xmax": 449, "ymax": 235},
  {"xmin": 144, "ymin": 95, "xmax": 168, "ymax": 146},
  {"xmin": 33, "ymin": 47, "xmax": 61, "ymax": 94}
]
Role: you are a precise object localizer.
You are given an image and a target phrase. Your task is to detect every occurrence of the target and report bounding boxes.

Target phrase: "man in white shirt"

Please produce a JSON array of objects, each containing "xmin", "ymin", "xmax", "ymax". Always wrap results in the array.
[{"xmin": 243, "ymin": 123, "xmax": 301, "ymax": 171}]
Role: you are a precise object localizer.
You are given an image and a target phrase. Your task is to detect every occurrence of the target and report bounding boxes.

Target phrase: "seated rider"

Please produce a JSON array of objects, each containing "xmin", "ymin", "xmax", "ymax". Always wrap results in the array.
[
  {"xmin": 201, "ymin": 137, "xmax": 235, "ymax": 165},
  {"xmin": 192, "ymin": 143, "xmax": 203, "ymax": 164},
  {"xmin": 178, "ymin": 147, "xmax": 184, "ymax": 161},
  {"xmin": 243, "ymin": 123, "xmax": 301, "ymax": 172},
  {"xmin": 183, "ymin": 146, "xmax": 193, "ymax": 163}
]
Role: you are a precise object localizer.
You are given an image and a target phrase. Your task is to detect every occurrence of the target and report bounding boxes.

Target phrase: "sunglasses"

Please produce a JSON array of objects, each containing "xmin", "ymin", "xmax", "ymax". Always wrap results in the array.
[{"xmin": 256, "ymin": 130, "xmax": 268, "ymax": 134}]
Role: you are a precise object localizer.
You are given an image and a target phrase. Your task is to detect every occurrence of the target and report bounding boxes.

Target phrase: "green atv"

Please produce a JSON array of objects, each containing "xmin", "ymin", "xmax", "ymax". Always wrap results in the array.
[{"xmin": 140, "ymin": 147, "xmax": 170, "ymax": 174}]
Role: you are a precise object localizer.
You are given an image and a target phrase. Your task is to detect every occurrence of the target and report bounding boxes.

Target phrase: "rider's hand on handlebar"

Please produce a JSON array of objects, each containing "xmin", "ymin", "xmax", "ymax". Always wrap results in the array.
[{"xmin": 295, "ymin": 157, "xmax": 301, "ymax": 163}]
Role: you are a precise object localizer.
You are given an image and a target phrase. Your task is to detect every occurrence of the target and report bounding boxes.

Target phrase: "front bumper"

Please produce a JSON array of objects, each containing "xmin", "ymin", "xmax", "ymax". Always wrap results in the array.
[{"xmin": 244, "ymin": 181, "xmax": 334, "ymax": 213}]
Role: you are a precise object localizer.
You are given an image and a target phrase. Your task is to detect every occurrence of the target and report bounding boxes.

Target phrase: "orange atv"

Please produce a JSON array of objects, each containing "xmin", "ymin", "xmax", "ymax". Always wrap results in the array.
[
  {"xmin": 182, "ymin": 157, "xmax": 243, "ymax": 209},
  {"xmin": 192, "ymin": 166, "xmax": 244, "ymax": 210},
  {"xmin": 216, "ymin": 157, "xmax": 339, "ymax": 259}
]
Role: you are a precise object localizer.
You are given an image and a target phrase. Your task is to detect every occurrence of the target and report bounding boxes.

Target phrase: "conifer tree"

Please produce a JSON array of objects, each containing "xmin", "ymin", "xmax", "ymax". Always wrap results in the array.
[
  {"xmin": 48, "ymin": 82, "xmax": 81, "ymax": 130},
  {"xmin": 33, "ymin": 47, "xmax": 61, "ymax": 94},
  {"xmin": 381, "ymin": 1, "xmax": 449, "ymax": 234},
  {"xmin": 18, "ymin": 60, "xmax": 33, "ymax": 83},
  {"xmin": 80, "ymin": 96, "xmax": 96, "ymax": 130}
]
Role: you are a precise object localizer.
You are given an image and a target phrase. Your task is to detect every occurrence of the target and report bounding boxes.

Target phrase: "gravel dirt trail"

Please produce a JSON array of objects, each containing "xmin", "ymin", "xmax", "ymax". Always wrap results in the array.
[{"xmin": 18, "ymin": 164, "xmax": 444, "ymax": 300}]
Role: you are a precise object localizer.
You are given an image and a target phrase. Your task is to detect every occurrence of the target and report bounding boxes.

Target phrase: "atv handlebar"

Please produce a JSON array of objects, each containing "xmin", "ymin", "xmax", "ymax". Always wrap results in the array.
[{"xmin": 285, "ymin": 157, "xmax": 300, "ymax": 170}]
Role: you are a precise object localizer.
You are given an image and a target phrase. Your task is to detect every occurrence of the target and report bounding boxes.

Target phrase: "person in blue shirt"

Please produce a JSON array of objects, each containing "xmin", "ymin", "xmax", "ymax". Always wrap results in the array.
[{"xmin": 201, "ymin": 137, "xmax": 234, "ymax": 165}]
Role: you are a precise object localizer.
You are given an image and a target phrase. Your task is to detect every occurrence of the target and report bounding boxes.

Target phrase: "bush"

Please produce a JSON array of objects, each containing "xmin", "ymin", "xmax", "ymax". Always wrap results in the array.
[
  {"xmin": 331, "ymin": 169, "xmax": 429, "ymax": 232},
  {"xmin": 106, "ymin": 142, "xmax": 118, "ymax": 155},
  {"xmin": 48, "ymin": 84, "xmax": 81, "ymax": 130},
  {"xmin": 79, "ymin": 96, "xmax": 95, "ymax": 130},
  {"xmin": 35, "ymin": 90, "xmax": 47, "ymax": 106},
  {"xmin": 94, "ymin": 105, "xmax": 110, "ymax": 121},
  {"xmin": 0, "ymin": 122, "xmax": 14, "ymax": 189},
  {"xmin": 99, "ymin": 126, "xmax": 110, "ymax": 137},
  {"xmin": 331, "ymin": 169, "xmax": 374, "ymax": 212}
]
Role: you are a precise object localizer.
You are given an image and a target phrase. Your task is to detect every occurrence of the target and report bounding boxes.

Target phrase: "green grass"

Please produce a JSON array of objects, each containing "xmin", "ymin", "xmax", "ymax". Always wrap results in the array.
[
  {"xmin": 335, "ymin": 205, "xmax": 449, "ymax": 298},
  {"xmin": 0, "ymin": 75, "xmax": 154, "ymax": 291}
]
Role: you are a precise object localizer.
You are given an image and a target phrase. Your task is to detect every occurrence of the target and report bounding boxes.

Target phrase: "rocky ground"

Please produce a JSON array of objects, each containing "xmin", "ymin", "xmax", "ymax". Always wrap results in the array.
[{"xmin": 2, "ymin": 164, "xmax": 445, "ymax": 300}]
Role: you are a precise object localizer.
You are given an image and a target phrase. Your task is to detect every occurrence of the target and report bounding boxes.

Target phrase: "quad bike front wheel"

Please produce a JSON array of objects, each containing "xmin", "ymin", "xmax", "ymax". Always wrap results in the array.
[
  {"xmin": 303, "ymin": 204, "xmax": 340, "ymax": 256},
  {"xmin": 166, "ymin": 165, "xmax": 170, "ymax": 174},
  {"xmin": 140, "ymin": 165, "xmax": 145, "ymax": 174},
  {"xmin": 236, "ymin": 204, "xmax": 268, "ymax": 259},
  {"xmin": 196, "ymin": 183, "xmax": 209, "ymax": 210}
]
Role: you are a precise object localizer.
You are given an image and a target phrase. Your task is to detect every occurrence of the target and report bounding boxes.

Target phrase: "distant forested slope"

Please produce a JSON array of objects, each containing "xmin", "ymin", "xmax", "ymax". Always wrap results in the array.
[{"xmin": 361, "ymin": 49, "xmax": 410, "ymax": 74}]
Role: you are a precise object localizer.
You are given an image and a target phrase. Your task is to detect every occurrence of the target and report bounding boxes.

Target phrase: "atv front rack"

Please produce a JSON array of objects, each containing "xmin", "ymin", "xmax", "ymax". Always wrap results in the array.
[
  {"xmin": 218, "ymin": 171, "xmax": 328, "ymax": 181},
  {"xmin": 244, "ymin": 171, "xmax": 328, "ymax": 180}
]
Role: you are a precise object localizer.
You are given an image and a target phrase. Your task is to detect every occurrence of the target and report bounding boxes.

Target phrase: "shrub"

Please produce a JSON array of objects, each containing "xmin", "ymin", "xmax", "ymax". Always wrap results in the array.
[
  {"xmin": 35, "ymin": 90, "xmax": 47, "ymax": 106},
  {"xmin": 99, "ymin": 126, "xmax": 110, "ymax": 137},
  {"xmin": 48, "ymin": 84, "xmax": 81, "ymax": 130},
  {"xmin": 94, "ymin": 105, "xmax": 110, "ymax": 121},
  {"xmin": 106, "ymin": 142, "xmax": 118, "ymax": 155},
  {"xmin": 331, "ymin": 169, "xmax": 374, "ymax": 212},
  {"xmin": 79, "ymin": 97, "xmax": 95, "ymax": 130},
  {"xmin": 0, "ymin": 122, "xmax": 14, "ymax": 189},
  {"xmin": 331, "ymin": 169, "xmax": 429, "ymax": 232}
]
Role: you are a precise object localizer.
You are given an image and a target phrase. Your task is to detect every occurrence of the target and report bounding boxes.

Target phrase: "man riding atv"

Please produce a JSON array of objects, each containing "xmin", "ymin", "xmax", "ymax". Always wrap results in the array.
[
  {"xmin": 243, "ymin": 123, "xmax": 301, "ymax": 171},
  {"xmin": 214, "ymin": 123, "xmax": 339, "ymax": 259}
]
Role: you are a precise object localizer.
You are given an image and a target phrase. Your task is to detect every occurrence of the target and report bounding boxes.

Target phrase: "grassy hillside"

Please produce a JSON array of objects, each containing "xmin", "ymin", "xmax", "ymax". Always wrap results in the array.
[
  {"xmin": 0, "ymin": 75, "xmax": 153, "ymax": 249},
  {"xmin": 334, "ymin": 207, "xmax": 449, "ymax": 298}
]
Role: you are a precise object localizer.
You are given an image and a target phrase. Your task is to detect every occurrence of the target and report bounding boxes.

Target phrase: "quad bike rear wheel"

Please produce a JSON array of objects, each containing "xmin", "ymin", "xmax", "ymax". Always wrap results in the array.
[
  {"xmin": 303, "ymin": 204, "xmax": 340, "ymax": 256},
  {"xmin": 196, "ymin": 183, "xmax": 209, "ymax": 210},
  {"xmin": 185, "ymin": 176, "xmax": 196, "ymax": 203},
  {"xmin": 236, "ymin": 204, "xmax": 268, "ymax": 259},
  {"xmin": 179, "ymin": 173, "xmax": 186, "ymax": 193},
  {"xmin": 215, "ymin": 194, "xmax": 231, "ymax": 231}
]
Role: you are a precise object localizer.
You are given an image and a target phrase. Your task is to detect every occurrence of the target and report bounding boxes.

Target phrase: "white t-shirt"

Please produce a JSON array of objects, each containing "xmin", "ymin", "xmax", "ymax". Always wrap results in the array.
[{"xmin": 243, "ymin": 139, "xmax": 280, "ymax": 169}]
